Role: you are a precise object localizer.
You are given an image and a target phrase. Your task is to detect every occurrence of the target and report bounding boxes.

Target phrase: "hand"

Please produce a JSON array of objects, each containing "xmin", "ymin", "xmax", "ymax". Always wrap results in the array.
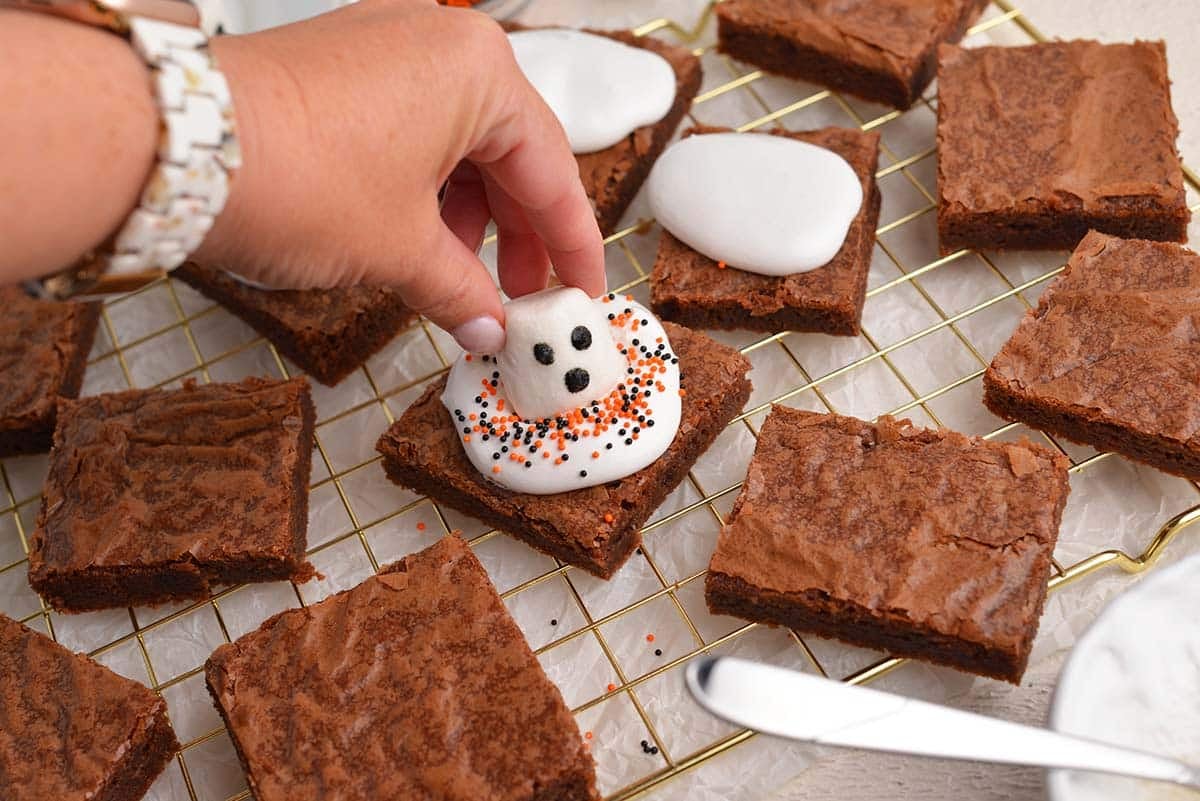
[{"xmin": 196, "ymin": 0, "xmax": 606, "ymax": 352}]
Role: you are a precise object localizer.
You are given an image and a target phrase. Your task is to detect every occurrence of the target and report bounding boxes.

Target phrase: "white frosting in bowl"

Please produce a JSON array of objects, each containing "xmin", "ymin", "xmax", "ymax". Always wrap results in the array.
[
  {"xmin": 1049, "ymin": 552, "xmax": 1200, "ymax": 801},
  {"xmin": 646, "ymin": 132, "xmax": 864, "ymax": 276},
  {"xmin": 508, "ymin": 29, "xmax": 677, "ymax": 154},
  {"xmin": 441, "ymin": 291, "xmax": 682, "ymax": 495}
]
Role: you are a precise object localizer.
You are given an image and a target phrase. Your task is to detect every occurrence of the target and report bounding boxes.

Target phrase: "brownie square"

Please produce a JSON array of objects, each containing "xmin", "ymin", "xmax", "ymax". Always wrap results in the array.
[
  {"xmin": 650, "ymin": 126, "xmax": 881, "ymax": 335},
  {"xmin": 174, "ymin": 264, "xmax": 416, "ymax": 386},
  {"xmin": 0, "ymin": 613, "xmax": 179, "ymax": 801},
  {"xmin": 205, "ymin": 535, "xmax": 598, "ymax": 801},
  {"xmin": 0, "ymin": 288, "xmax": 100, "ymax": 458},
  {"xmin": 937, "ymin": 40, "xmax": 1189, "ymax": 252},
  {"xmin": 377, "ymin": 323, "xmax": 751, "ymax": 578},
  {"xmin": 28, "ymin": 376, "xmax": 315, "ymax": 612},
  {"xmin": 705, "ymin": 407, "xmax": 1069, "ymax": 683},
  {"xmin": 985, "ymin": 231, "xmax": 1200, "ymax": 479},
  {"xmin": 717, "ymin": 0, "xmax": 988, "ymax": 109},
  {"xmin": 576, "ymin": 30, "xmax": 703, "ymax": 236}
]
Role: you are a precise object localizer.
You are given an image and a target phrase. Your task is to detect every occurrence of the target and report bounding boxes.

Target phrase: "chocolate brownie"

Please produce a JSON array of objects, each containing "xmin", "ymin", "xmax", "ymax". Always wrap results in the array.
[
  {"xmin": 575, "ymin": 30, "xmax": 702, "ymax": 236},
  {"xmin": 377, "ymin": 323, "xmax": 751, "ymax": 578},
  {"xmin": 205, "ymin": 535, "xmax": 598, "ymax": 801},
  {"xmin": 28, "ymin": 377, "xmax": 315, "ymax": 612},
  {"xmin": 706, "ymin": 408, "xmax": 1069, "ymax": 683},
  {"xmin": 650, "ymin": 126, "xmax": 881, "ymax": 335},
  {"xmin": 937, "ymin": 40, "xmax": 1189, "ymax": 253},
  {"xmin": 985, "ymin": 231, "xmax": 1200, "ymax": 479},
  {"xmin": 0, "ymin": 288, "xmax": 100, "ymax": 458},
  {"xmin": 717, "ymin": 0, "xmax": 988, "ymax": 109},
  {"xmin": 0, "ymin": 613, "xmax": 179, "ymax": 801},
  {"xmin": 174, "ymin": 264, "xmax": 416, "ymax": 386}
]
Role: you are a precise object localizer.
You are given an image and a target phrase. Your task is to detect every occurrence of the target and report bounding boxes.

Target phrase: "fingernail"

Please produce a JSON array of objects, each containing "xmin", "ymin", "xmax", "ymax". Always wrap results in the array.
[{"xmin": 452, "ymin": 316, "xmax": 505, "ymax": 354}]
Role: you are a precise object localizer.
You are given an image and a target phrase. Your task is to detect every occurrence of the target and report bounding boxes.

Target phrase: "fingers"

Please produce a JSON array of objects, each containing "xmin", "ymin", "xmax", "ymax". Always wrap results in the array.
[
  {"xmin": 470, "ymin": 81, "xmax": 606, "ymax": 297},
  {"xmin": 441, "ymin": 162, "xmax": 491, "ymax": 254},
  {"xmin": 396, "ymin": 206, "xmax": 507, "ymax": 354},
  {"xmin": 482, "ymin": 172, "xmax": 552, "ymax": 298}
]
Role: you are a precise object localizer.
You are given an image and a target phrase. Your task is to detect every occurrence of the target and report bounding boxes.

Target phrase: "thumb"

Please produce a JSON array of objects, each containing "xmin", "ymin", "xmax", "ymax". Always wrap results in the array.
[{"xmin": 394, "ymin": 218, "xmax": 507, "ymax": 355}]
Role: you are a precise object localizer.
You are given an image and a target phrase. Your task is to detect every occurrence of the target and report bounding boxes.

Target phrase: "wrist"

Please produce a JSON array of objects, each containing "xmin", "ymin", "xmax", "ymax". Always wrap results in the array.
[
  {"xmin": 192, "ymin": 33, "xmax": 292, "ymax": 273},
  {"xmin": 0, "ymin": 11, "xmax": 158, "ymax": 281}
]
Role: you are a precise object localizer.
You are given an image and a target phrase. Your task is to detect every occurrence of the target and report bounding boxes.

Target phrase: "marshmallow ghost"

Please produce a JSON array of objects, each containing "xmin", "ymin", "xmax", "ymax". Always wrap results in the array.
[
  {"xmin": 496, "ymin": 287, "xmax": 625, "ymax": 421},
  {"xmin": 440, "ymin": 289, "xmax": 683, "ymax": 495}
]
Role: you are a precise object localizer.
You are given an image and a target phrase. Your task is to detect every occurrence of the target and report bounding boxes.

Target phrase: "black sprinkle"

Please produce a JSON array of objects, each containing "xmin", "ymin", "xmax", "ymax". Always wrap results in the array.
[
  {"xmin": 561, "ymin": 454, "xmax": 569, "ymax": 461},
  {"xmin": 525, "ymin": 461, "xmax": 532, "ymax": 468},
  {"xmin": 606, "ymin": 443, "xmax": 613, "ymax": 450},
  {"xmin": 492, "ymin": 453, "xmax": 500, "ymax": 460},
  {"xmin": 550, "ymin": 618, "xmax": 558, "ymax": 626},
  {"xmin": 654, "ymin": 649, "xmax": 662, "ymax": 657},
  {"xmin": 625, "ymin": 438, "xmax": 633, "ymax": 446},
  {"xmin": 463, "ymin": 427, "xmax": 471, "ymax": 434},
  {"xmin": 579, "ymin": 470, "xmax": 587, "ymax": 478},
  {"xmin": 646, "ymin": 419, "xmax": 655, "ymax": 427}
]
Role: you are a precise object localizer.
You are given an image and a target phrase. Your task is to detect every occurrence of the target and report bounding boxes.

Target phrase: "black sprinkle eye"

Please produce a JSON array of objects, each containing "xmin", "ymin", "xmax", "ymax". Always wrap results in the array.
[
  {"xmin": 564, "ymin": 368, "xmax": 590, "ymax": 393},
  {"xmin": 533, "ymin": 343, "xmax": 554, "ymax": 365},
  {"xmin": 571, "ymin": 326, "xmax": 592, "ymax": 351}
]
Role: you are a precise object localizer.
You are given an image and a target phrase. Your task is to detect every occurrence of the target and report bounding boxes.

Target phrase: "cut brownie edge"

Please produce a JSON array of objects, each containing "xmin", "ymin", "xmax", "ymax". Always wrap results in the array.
[
  {"xmin": 719, "ymin": 24, "xmax": 914, "ymax": 108},
  {"xmin": 984, "ymin": 368, "xmax": 1200, "ymax": 480},
  {"xmin": 705, "ymin": 571, "xmax": 1038, "ymax": 683},
  {"xmin": 938, "ymin": 205, "xmax": 1190, "ymax": 254},
  {"xmin": 717, "ymin": 0, "xmax": 986, "ymax": 109},
  {"xmin": 31, "ymin": 555, "xmax": 311, "ymax": 613},
  {"xmin": 93, "ymin": 701, "xmax": 179, "ymax": 801},
  {"xmin": 174, "ymin": 266, "xmax": 416, "ymax": 386},
  {"xmin": 377, "ymin": 323, "xmax": 751, "ymax": 578}
]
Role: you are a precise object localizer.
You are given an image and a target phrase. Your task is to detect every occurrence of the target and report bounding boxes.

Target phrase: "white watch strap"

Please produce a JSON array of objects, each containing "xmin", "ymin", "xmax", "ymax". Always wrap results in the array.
[{"xmin": 108, "ymin": 16, "xmax": 240, "ymax": 277}]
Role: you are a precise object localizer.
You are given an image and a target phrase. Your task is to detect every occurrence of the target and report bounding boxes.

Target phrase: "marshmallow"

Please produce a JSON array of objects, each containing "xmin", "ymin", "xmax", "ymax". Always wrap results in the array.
[{"xmin": 496, "ymin": 287, "xmax": 625, "ymax": 421}]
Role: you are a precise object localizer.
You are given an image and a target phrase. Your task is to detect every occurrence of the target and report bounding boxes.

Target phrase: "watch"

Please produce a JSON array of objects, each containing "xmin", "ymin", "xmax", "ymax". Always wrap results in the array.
[{"xmin": 5, "ymin": 0, "xmax": 240, "ymax": 300}]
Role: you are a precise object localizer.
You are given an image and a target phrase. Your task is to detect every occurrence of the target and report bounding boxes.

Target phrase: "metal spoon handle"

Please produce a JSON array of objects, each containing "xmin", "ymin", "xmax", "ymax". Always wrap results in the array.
[{"xmin": 686, "ymin": 656, "xmax": 1200, "ymax": 791}]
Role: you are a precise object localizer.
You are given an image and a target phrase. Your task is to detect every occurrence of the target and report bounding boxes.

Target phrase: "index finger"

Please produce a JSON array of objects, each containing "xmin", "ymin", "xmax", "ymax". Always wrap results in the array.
[{"xmin": 468, "ymin": 80, "xmax": 606, "ymax": 298}]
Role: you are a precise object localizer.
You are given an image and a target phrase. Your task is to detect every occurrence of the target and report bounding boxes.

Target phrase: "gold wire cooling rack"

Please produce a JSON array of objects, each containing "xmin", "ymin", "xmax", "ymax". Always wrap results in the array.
[{"xmin": 3, "ymin": 2, "xmax": 1200, "ymax": 799}]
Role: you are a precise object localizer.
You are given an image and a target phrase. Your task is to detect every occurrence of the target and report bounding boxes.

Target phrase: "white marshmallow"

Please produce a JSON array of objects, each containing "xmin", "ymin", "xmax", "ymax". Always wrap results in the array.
[{"xmin": 496, "ymin": 287, "xmax": 625, "ymax": 421}]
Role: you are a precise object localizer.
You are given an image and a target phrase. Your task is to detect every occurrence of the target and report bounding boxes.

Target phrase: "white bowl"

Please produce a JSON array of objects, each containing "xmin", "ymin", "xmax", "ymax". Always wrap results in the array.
[{"xmin": 1048, "ymin": 553, "xmax": 1200, "ymax": 801}]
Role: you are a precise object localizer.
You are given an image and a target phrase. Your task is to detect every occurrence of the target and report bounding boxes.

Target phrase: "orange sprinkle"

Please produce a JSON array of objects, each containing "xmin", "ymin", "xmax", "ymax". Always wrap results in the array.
[
  {"xmin": 492, "ymin": 465, "xmax": 501, "ymax": 474},
  {"xmin": 606, "ymin": 683, "xmax": 617, "ymax": 692},
  {"xmin": 585, "ymin": 731, "xmax": 594, "ymax": 740},
  {"xmin": 469, "ymin": 413, "xmax": 477, "ymax": 421},
  {"xmin": 465, "ymin": 354, "xmax": 473, "ymax": 361},
  {"xmin": 462, "ymin": 435, "xmax": 471, "ymax": 443},
  {"xmin": 542, "ymin": 451, "xmax": 550, "ymax": 459},
  {"xmin": 717, "ymin": 261, "xmax": 727, "ymax": 270},
  {"xmin": 416, "ymin": 522, "xmax": 426, "ymax": 531},
  {"xmin": 592, "ymin": 451, "xmax": 600, "ymax": 459},
  {"xmin": 603, "ymin": 513, "xmax": 614, "ymax": 524},
  {"xmin": 497, "ymin": 399, "xmax": 505, "ymax": 411},
  {"xmin": 646, "ymin": 634, "xmax": 655, "ymax": 643},
  {"xmin": 678, "ymin": 389, "xmax": 687, "ymax": 397}
]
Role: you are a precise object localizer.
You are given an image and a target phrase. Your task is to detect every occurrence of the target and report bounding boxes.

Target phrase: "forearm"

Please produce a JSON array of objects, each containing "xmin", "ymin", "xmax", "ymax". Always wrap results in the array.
[{"xmin": 0, "ymin": 10, "xmax": 157, "ymax": 283}]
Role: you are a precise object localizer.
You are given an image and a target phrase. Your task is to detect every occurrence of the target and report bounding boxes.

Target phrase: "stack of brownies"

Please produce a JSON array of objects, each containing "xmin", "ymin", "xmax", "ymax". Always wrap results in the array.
[{"xmin": 2, "ymin": 2, "xmax": 1197, "ymax": 800}]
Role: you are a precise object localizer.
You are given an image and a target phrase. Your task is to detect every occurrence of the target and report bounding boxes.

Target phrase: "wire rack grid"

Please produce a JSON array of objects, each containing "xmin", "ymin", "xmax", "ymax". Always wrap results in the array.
[{"xmin": 2, "ymin": 2, "xmax": 1200, "ymax": 800}]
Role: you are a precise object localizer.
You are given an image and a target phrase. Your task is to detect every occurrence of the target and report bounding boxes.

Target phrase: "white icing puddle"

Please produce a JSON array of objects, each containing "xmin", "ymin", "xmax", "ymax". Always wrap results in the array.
[
  {"xmin": 508, "ymin": 29, "xmax": 677, "ymax": 154},
  {"xmin": 647, "ymin": 132, "xmax": 864, "ymax": 276}
]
